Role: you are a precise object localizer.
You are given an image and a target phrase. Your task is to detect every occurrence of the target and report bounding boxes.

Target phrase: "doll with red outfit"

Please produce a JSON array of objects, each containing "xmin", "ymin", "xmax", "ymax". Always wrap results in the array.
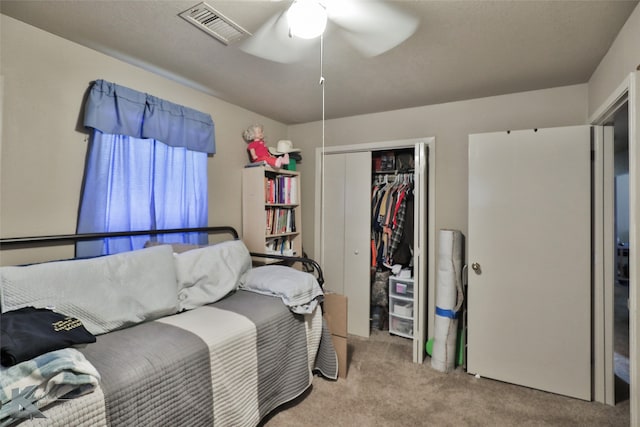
[{"xmin": 243, "ymin": 124, "xmax": 289, "ymax": 168}]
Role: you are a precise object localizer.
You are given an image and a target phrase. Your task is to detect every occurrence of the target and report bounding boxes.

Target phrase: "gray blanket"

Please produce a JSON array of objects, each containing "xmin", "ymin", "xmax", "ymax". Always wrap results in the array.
[
  {"xmin": 80, "ymin": 321, "xmax": 213, "ymax": 426},
  {"xmin": 14, "ymin": 290, "xmax": 337, "ymax": 426}
]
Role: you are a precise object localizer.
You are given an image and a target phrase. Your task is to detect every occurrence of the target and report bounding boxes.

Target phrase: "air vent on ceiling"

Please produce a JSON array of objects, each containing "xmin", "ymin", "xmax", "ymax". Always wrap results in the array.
[{"xmin": 179, "ymin": 2, "xmax": 251, "ymax": 46}]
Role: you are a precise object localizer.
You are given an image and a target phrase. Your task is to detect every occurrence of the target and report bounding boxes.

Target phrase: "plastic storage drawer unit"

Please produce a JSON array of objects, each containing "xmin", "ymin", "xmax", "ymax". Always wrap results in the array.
[{"xmin": 389, "ymin": 276, "xmax": 415, "ymax": 338}]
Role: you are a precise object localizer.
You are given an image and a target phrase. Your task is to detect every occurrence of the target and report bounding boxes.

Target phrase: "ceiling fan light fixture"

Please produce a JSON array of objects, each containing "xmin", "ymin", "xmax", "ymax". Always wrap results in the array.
[{"xmin": 287, "ymin": 0, "xmax": 327, "ymax": 39}]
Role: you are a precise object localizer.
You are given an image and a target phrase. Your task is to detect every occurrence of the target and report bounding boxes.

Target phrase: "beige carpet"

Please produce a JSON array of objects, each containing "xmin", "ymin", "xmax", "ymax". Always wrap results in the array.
[{"xmin": 262, "ymin": 330, "xmax": 629, "ymax": 427}]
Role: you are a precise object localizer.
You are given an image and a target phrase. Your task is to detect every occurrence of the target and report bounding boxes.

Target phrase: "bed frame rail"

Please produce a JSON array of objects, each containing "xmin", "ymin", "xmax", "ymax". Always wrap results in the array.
[
  {"xmin": 0, "ymin": 226, "xmax": 324, "ymax": 287},
  {"xmin": 0, "ymin": 226, "xmax": 239, "ymax": 246}
]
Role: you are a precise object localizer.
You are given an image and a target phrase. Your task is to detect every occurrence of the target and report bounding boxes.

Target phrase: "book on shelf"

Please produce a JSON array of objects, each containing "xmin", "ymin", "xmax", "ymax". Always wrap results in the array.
[
  {"xmin": 264, "ymin": 236, "xmax": 296, "ymax": 256},
  {"xmin": 290, "ymin": 177, "xmax": 297, "ymax": 204},
  {"xmin": 263, "ymin": 175, "xmax": 298, "ymax": 205},
  {"xmin": 290, "ymin": 209, "xmax": 296, "ymax": 232},
  {"xmin": 265, "ymin": 207, "xmax": 296, "ymax": 235}
]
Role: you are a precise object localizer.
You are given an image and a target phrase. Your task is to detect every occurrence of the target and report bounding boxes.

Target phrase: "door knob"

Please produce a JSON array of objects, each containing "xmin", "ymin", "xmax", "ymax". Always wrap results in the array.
[
  {"xmin": 471, "ymin": 262, "xmax": 481, "ymax": 274},
  {"xmin": 354, "ymin": 250, "xmax": 359, "ymax": 255}
]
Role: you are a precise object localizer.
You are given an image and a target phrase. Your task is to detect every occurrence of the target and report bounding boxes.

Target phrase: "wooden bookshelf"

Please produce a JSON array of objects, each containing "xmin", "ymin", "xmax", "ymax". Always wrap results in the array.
[{"xmin": 242, "ymin": 165, "xmax": 302, "ymax": 262}]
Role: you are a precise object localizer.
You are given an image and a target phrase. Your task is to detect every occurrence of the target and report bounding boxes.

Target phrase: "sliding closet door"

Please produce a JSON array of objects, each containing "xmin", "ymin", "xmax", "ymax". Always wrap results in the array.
[
  {"xmin": 322, "ymin": 154, "xmax": 347, "ymax": 295},
  {"xmin": 322, "ymin": 151, "xmax": 372, "ymax": 337}
]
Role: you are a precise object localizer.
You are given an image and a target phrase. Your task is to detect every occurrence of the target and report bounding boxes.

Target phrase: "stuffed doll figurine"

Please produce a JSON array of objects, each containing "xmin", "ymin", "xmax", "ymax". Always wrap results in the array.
[{"xmin": 243, "ymin": 124, "xmax": 289, "ymax": 168}]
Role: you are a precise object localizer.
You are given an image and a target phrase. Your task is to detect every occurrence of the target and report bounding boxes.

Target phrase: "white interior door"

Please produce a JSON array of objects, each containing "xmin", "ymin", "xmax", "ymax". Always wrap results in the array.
[
  {"xmin": 322, "ymin": 151, "xmax": 371, "ymax": 337},
  {"xmin": 467, "ymin": 126, "xmax": 591, "ymax": 400}
]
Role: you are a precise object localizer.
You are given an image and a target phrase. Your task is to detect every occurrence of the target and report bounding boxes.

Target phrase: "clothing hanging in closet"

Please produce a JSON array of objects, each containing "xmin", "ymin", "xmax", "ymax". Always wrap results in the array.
[{"xmin": 371, "ymin": 173, "xmax": 414, "ymax": 269}]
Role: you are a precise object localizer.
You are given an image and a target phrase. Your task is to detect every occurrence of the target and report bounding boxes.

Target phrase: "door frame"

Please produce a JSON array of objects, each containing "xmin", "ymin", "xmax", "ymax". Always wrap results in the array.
[
  {"xmin": 314, "ymin": 137, "xmax": 436, "ymax": 362},
  {"xmin": 592, "ymin": 124, "xmax": 616, "ymax": 405},
  {"xmin": 590, "ymin": 71, "xmax": 638, "ymax": 422}
]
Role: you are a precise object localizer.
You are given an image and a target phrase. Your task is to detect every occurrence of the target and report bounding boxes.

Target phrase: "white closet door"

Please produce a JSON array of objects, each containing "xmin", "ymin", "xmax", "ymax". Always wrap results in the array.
[
  {"xmin": 322, "ymin": 151, "xmax": 372, "ymax": 337},
  {"xmin": 467, "ymin": 126, "xmax": 591, "ymax": 400},
  {"xmin": 322, "ymin": 154, "xmax": 346, "ymax": 295},
  {"xmin": 413, "ymin": 142, "xmax": 428, "ymax": 362}
]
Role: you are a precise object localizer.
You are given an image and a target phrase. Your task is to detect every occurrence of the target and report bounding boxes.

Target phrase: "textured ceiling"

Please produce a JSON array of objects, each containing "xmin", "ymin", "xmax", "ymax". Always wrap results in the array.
[{"xmin": 1, "ymin": 0, "xmax": 638, "ymax": 124}]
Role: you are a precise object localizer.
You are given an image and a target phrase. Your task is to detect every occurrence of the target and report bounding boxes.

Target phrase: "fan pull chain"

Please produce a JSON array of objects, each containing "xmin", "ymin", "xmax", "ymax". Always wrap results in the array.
[
  {"xmin": 320, "ymin": 33, "xmax": 326, "ymax": 273},
  {"xmin": 320, "ymin": 33, "xmax": 325, "ymax": 86}
]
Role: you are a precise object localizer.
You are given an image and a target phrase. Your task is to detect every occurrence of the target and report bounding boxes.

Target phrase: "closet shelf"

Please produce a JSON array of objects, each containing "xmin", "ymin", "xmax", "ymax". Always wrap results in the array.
[{"xmin": 373, "ymin": 169, "xmax": 414, "ymax": 175}]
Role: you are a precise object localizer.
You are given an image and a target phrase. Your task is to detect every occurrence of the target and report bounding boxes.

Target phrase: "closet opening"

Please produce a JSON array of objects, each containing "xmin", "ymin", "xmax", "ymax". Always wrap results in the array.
[
  {"xmin": 370, "ymin": 148, "xmax": 416, "ymax": 337},
  {"xmin": 315, "ymin": 137, "xmax": 435, "ymax": 363}
]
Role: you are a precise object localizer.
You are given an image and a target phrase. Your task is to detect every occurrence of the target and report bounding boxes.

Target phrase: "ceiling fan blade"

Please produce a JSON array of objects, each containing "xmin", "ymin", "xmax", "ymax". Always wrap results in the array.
[
  {"xmin": 238, "ymin": 9, "xmax": 317, "ymax": 63},
  {"xmin": 326, "ymin": 0, "xmax": 419, "ymax": 57}
]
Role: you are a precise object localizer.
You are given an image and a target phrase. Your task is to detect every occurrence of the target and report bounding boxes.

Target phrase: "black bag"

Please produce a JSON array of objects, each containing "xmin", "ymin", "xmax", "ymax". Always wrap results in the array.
[{"xmin": 0, "ymin": 306, "xmax": 96, "ymax": 366}]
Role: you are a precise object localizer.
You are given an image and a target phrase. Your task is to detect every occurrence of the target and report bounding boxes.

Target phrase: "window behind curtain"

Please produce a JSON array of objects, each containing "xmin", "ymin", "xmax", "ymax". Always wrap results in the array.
[
  {"xmin": 77, "ymin": 80, "xmax": 215, "ymax": 257},
  {"xmin": 76, "ymin": 131, "xmax": 208, "ymax": 256}
]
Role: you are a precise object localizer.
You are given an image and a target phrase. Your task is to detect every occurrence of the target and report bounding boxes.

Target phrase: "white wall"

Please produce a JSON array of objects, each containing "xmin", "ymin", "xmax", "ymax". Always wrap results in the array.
[
  {"xmin": 588, "ymin": 3, "xmax": 640, "ymax": 116},
  {"xmin": 289, "ymin": 85, "xmax": 589, "ymax": 259},
  {"xmin": 0, "ymin": 15, "xmax": 288, "ymax": 265}
]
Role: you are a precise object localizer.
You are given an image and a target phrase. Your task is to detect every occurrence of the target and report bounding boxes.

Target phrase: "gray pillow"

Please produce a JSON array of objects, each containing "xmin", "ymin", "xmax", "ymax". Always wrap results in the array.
[
  {"xmin": 173, "ymin": 240, "xmax": 252, "ymax": 311},
  {"xmin": 0, "ymin": 245, "xmax": 179, "ymax": 335},
  {"xmin": 240, "ymin": 265, "xmax": 323, "ymax": 314}
]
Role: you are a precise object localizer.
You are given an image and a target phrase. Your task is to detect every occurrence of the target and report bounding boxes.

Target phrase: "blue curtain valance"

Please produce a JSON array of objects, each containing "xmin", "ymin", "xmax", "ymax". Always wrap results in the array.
[{"xmin": 84, "ymin": 79, "xmax": 216, "ymax": 154}]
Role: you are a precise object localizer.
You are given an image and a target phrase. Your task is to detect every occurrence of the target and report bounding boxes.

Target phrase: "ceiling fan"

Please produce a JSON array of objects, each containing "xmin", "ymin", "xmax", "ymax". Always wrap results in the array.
[{"xmin": 239, "ymin": 0, "xmax": 419, "ymax": 63}]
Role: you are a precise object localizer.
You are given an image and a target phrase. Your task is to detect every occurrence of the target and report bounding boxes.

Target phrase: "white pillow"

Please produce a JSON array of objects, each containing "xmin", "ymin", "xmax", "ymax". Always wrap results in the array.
[
  {"xmin": 240, "ymin": 265, "xmax": 323, "ymax": 314},
  {"xmin": 173, "ymin": 240, "xmax": 252, "ymax": 311},
  {"xmin": 0, "ymin": 245, "xmax": 179, "ymax": 335}
]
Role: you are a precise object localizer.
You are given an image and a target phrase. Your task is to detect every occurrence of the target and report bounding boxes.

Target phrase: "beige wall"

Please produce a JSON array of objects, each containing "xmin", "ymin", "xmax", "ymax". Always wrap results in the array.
[
  {"xmin": 289, "ymin": 85, "xmax": 589, "ymax": 259},
  {"xmin": 588, "ymin": 3, "xmax": 640, "ymax": 117},
  {"xmin": 0, "ymin": 15, "xmax": 287, "ymax": 264},
  {"xmin": 6, "ymin": 10, "xmax": 630, "ymax": 266}
]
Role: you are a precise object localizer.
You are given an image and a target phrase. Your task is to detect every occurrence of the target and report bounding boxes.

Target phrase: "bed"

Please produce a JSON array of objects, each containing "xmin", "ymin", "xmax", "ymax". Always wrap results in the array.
[{"xmin": 0, "ymin": 226, "xmax": 337, "ymax": 426}]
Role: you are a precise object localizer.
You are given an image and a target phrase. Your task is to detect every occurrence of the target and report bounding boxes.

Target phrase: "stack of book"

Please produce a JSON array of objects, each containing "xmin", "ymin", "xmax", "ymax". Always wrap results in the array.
[
  {"xmin": 264, "ymin": 175, "xmax": 297, "ymax": 204},
  {"xmin": 264, "ymin": 237, "xmax": 296, "ymax": 256},
  {"xmin": 265, "ymin": 207, "xmax": 296, "ymax": 235}
]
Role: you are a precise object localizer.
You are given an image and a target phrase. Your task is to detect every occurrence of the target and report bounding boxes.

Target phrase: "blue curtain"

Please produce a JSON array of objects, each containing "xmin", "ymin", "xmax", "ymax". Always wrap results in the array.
[
  {"xmin": 84, "ymin": 79, "xmax": 215, "ymax": 154},
  {"xmin": 77, "ymin": 80, "xmax": 213, "ymax": 257}
]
